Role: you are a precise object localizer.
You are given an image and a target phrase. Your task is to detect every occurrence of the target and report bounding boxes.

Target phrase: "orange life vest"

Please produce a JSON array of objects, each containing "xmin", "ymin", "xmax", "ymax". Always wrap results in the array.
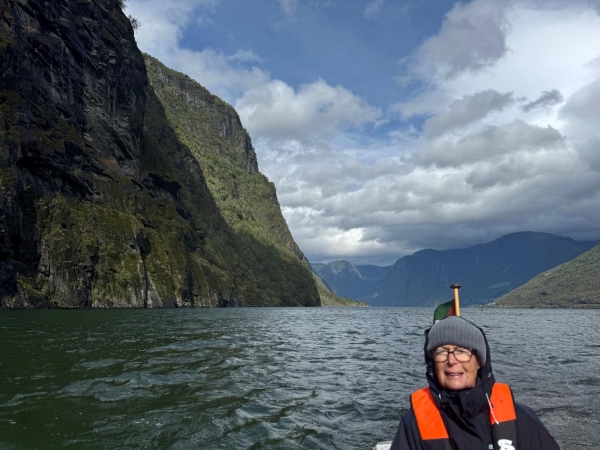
[{"xmin": 411, "ymin": 383, "xmax": 518, "ymax": 450}]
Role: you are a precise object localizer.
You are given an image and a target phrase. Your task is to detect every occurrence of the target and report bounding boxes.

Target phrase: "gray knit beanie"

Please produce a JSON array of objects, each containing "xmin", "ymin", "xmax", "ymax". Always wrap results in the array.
[{"xmin": 427, "ymin": 316, "xmax": 487, "ymax": 366}]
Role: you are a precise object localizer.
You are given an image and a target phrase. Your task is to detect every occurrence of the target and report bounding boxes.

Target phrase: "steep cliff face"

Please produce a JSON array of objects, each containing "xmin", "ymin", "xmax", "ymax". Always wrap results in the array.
[
  {"xmin": 144, "ymin": 55, "xmax": 258, "ymax": 176},
  {"xmin": 144, "ymin": 55, "xmax": 306, "ymax": 262},
  {"xmin": 0, "ymin": 0, "xmax": 319, "ymax": 307}
]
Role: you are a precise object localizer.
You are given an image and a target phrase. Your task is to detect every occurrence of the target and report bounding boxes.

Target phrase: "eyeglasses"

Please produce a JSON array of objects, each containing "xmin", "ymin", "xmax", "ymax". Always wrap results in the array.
[{"xmin": 433, "ymin": 348, "xmax": 474, "ymax": 363}]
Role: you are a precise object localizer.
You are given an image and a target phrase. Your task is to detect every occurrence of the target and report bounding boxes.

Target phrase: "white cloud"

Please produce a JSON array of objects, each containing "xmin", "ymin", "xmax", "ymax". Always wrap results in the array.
[
  {"xmin": 414, "ymin": 121, "xmax": 565, "ymax": 168},
  {"xmin": 463, "ymin": 147, "xmax": 579, "ymax": 190},
  {"xmin": 573, "ymin": 136, "xmax": 600, "ymax": 171},
  {"xmin": 449, "ymin": 5, "xmax": 600, "ymax": 113},
  {"xmin": 393, "ymin": 3, "xmax": 600, "ymax": 120},
  {"xmin": 404, "ymin": 0, "xmax": 509, "ymax": 82},
  {"xmin": 227, "ymin": 50, "xmax": 263, "ymax": 63},
  {"xmin": 560, "ymin": 75, "xmax": 600, "ymax": 138},
  {"xmin": 126, "ymin": 0, "xmax": 219, "ymax": 51},
  {"xmin": 560, "ymin": 75, "xmax": 600, "ymax": 171},
  {"xmin": 166, "ymin": 48, "xmax": 270, "ymax": 102},
  {"xmin": 364, "ymin": 0, "xmax": 385, "ymax": 19},
  {"xmin": 422, "ymin": 89, "xmax": 514, "ymax": 138},
  {"xmin": 236, "ymin": 79, "xmax": 382, "ymax": 142}
]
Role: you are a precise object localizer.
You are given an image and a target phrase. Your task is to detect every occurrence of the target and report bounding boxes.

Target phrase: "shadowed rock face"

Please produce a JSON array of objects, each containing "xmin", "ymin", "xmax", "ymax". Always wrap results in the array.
[
  {"xmin": 0, "ymin": 0, "xmax": 319, "ymax": 308},
  {"xmin": 1, "ymin": 0, "xmax": 147, "ymax": 176}
]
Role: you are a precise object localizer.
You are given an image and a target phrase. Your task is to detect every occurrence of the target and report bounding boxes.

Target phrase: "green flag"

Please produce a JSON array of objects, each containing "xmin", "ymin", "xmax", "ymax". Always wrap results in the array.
[{"xmin": 433, "ymin": 299, "xmax": 455, "ymax": 323}]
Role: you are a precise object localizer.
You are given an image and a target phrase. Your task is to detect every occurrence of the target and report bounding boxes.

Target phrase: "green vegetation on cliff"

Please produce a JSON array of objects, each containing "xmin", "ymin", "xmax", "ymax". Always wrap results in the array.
[
  {"xmin": 494, "ymin": 244, "xmax": 600, "ymax": 308},
  {"xmin": 143, "ymin": 54, "xmax": 320, "ymax": 305},
  {"xmin": 143, "ymin": 55, "xmax": 304, "ymax": 257}
]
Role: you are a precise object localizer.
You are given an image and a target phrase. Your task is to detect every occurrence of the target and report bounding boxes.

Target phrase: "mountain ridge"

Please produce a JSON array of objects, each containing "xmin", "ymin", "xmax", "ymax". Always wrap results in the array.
[{"xmin": 312, "ymin": 232, "xmax": 597, "ymax": 306}]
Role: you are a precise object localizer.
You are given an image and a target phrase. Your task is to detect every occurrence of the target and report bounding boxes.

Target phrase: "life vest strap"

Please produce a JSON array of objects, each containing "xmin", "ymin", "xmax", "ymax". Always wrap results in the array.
[
  {"xmin": 411, "ymin": 388, "xmax": 449, "ymax": 440},
  {"xmin": 490, "ymin": 383, "xmax": 517, "ymax": 423}
]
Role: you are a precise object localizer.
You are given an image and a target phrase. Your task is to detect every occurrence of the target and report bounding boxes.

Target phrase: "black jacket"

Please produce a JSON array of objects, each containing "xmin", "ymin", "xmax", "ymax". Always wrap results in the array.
[{"xmin": 390, "ymin": 321, "xmax": 560, "ymax": 450}]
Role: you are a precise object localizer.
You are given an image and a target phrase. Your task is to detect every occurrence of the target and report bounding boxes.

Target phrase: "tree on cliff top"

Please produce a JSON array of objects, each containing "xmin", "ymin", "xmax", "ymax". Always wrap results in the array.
[{"xmin": 115, "ymin": 0, "xmax": 140, "ymax": 31}]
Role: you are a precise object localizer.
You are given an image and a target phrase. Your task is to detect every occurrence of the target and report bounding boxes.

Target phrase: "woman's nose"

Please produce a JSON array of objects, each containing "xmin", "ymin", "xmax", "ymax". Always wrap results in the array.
[{"xmin": 446, "ymin": 352, "xmax": 458, "ymax": 364}]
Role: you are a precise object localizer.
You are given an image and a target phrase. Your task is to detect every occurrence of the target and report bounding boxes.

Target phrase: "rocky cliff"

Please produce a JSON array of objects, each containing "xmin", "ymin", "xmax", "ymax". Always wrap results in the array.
[{"xmin": 0, "ymin": 0, "xmax": 319, "ymax": 307}]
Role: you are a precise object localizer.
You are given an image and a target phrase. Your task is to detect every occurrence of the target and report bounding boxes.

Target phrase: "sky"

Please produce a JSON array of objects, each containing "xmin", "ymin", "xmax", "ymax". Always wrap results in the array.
[{"xmin": 125, "ymin": 0, "xmax": 600, "ymax": 266}]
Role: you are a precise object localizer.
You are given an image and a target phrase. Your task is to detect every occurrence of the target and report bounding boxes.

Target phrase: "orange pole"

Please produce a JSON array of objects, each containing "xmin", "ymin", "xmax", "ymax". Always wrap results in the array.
[{"xmin": 450, "ymin": 283, "xmax": 461, "ymax": 316}]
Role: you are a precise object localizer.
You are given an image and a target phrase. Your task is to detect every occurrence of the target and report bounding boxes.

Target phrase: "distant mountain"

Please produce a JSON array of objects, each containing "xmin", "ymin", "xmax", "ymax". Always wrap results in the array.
[
  {"xmin": 311, "ymin": 263, "xmax": 326, "ymax": 272},
  {"xmin": 494, "ymin": 244, "xmax": 600, "ymax": 308},
  {"xmin": 314, "ymin": 232, "xmax": 597, "ymax": 307},
  {"xmin": 311, "ymin": 271, "xmax": 368, "ymax": 307},
  {"xmin": 356, "ymin": 265, "xmax": 391, "ymax": 279},
  {"xmin": 311, "ymin": 260, "xmax": 375, "ymax": 299}
]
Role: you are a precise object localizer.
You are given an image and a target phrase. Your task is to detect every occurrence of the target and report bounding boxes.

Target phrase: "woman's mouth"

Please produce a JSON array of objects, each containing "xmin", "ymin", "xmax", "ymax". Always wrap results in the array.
[{"xmin": 445, "ymin": 372, "xmax": 464, "ymax": 378}]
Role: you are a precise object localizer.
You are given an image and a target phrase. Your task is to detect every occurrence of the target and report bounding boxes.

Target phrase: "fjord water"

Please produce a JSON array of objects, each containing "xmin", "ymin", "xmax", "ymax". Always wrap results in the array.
[{"xmin": 1, "ymin": 309, "xmax": 598, "ymax": 450}]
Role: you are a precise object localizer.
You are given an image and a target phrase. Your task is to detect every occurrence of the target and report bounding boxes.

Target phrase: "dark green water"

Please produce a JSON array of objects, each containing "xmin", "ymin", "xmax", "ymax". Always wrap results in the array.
[{"xmin": 1, "ymin": 308, "xmax": 598, "ymax": 449}]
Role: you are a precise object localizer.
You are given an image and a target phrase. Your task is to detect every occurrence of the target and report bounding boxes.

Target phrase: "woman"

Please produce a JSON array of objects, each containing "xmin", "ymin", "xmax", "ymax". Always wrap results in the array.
[{"xmin": 390, "ymin": 316, "xmax": 560, "ymax": 449}]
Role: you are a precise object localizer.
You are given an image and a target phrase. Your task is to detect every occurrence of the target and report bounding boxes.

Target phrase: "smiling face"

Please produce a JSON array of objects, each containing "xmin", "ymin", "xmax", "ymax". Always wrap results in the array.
[{"xmin": 434, "ymin": 344, "xmax": 481, "ymax": 391}]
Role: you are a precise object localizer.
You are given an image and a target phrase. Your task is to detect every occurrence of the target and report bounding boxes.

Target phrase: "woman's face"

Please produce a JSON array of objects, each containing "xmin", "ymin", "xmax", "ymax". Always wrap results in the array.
[{"xmin": 433, "ymin": 344, "xmax": 480, "ymax": 390}]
